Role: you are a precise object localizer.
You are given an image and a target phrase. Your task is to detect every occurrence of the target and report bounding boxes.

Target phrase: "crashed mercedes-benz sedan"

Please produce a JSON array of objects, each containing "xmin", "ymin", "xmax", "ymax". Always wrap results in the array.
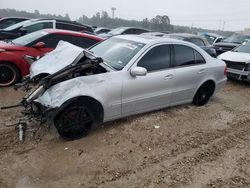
[{"xmin": 20, "ymin": 35, "xmax": 227, "ymax": 140}]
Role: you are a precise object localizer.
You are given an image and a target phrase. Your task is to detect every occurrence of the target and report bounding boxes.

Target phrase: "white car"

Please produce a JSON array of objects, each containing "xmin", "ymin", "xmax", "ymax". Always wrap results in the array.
[
  {"xmin": 22, "ymin": 35, "xmax": 227, "ymax": 140},
  {"xmin": 218, "ymin": 41, "xmax": 250, "ymax": 82}
]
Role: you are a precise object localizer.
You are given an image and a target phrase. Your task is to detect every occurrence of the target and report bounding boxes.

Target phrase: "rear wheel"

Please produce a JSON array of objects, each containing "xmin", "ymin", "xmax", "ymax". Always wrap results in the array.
[
  {"xmin": 193, "ymin": 83, "xmax": 214, "ymax": 106},
  {"xmin": 54, "ymin": 104, "xmax": 94, "ymax": 140},
  {"xmin": 0, "ymin": 62, "xmax": 20, "ymax": 86}
]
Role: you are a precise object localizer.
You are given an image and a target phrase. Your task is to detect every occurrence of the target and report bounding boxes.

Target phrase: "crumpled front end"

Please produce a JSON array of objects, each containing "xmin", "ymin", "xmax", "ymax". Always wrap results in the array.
[{"xmin": 20, "ymin": 55, "xmax": 105, "ymax": 124}]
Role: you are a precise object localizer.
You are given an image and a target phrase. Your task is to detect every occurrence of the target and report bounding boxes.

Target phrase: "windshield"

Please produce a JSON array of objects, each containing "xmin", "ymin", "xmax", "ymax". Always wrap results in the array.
[
  {"xmin": 232, "ymin": 42, "xmax": 250, "ymax": 53},
  {"xmin": 90, "ymin": 37, "xmax": 145, "ymax": 70},
  {"xmin": 4, "ymin": 20, "xmax": 31, "ymax": 31},
  {"xmin": 223, "ymin": 34, "xmax": 250, "ymax": 44},
  {"xmin": 108, "ymin": 28, "xmax": 126, "ymax": 35},
  {"xmin": 12, "ymin": 30, "xmax": 48, "ymax": 46}
]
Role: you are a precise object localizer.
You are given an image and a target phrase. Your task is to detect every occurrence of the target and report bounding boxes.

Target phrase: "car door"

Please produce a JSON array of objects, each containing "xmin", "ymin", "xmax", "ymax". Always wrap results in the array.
[
  {"xmin": 122, "ymin": 44, "xmax": 174, "ymax": 116},
  {"xmin": 170, "ymin": 44, "xmax": 207, "ymax": 105}
]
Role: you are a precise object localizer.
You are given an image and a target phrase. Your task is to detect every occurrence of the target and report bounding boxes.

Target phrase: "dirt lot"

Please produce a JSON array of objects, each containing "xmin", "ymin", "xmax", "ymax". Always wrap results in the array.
[{"xmin": 0, "ymin": 81, "xmax": 249, "ymax": 188}]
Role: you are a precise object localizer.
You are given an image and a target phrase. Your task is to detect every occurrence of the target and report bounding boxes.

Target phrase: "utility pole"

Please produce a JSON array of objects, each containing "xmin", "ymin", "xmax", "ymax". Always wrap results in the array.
[
  {"xmin": 190, "ymin": 23, "xmax": 194, "ymax": 33},
  {"xmin": 111, "ymin": 7, "xmax": 116, "ymax": 19},
  {"xmin": 222, "ymin": 21, "xmax": 226, "ymax": 31}
]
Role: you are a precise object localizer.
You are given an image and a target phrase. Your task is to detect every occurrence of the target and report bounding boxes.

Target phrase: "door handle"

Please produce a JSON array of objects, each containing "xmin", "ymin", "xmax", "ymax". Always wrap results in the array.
[
  {"xmin": 198, "ymin": 69, "xmax": 206, "ymax": 74},
  {"xmin": 164, "ymin": 74, "xmax": 174, "ymax": 80}
]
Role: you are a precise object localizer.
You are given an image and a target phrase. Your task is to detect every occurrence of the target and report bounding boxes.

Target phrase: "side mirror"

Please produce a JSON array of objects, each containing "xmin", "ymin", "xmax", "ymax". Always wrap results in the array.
[
  {"xmin": 130, "ymin": 67, "xmax": 147, "ymax": 77},
  {"xmin": 34, "ymin": 42, "xmax": 45, "ymax": 48}
]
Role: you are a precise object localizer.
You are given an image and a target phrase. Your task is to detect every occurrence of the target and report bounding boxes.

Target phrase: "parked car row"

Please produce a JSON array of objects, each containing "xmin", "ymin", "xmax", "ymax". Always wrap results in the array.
[{"xmin": 0, "ymin": 18, "xmax": 94, "ymax": 40}]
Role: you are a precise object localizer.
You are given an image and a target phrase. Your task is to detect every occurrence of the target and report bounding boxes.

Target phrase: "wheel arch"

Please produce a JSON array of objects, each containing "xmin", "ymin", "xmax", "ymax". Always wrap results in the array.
[
  {"xmin": 54, "ymin": 96, "xmax": 104, "ymax": 124},
  {"xmin": 0, "ymin": 61, "xmax": 22, "ymax": 85},
  {"xmin": 194, "ymin": 79, "xmax": 216, "ymax": 98},
  {"xmin": 0, "ymin": 60, "xmax": 22, "ymax": 77},
  {"xmin": 0, "ymin": 56, "xmax": 29, "ymax": 76}
]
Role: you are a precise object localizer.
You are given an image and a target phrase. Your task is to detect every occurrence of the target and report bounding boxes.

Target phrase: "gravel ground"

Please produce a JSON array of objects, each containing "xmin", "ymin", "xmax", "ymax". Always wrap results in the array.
[{"xmin": 0, "ymin": 80, "xmax": 249, "ymax": 188}]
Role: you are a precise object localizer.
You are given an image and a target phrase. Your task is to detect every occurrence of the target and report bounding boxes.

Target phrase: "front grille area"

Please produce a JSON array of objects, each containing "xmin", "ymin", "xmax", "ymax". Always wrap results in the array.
[
  {"xmin": 227, "ymin": 72, "xmax": 250, "ymax": 81},
  {"xmin": 213, "ymin": 45, "xmax": 235, "ymax": 51},
  {"xmin": 224, "ymin": 60, "xmax": 247, "ymax": 70}
]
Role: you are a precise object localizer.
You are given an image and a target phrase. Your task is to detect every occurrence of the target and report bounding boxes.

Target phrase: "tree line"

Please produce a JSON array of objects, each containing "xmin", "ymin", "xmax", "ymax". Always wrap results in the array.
[
  {"xmin": 0, "ymin": 8, "xmax": 233, "ymax": 36},
  {"xmin": 77, "ymin": 11, "xmax": 173, "ymax": 32},
  {"xmin": 0, "ymin": 8, "xmax": 70, "ymax": 21}
]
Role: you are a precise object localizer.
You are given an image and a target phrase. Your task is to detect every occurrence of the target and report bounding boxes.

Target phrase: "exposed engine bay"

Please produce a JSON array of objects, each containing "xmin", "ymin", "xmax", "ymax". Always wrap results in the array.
[{"xmin": 2, "ymin": 41, "xmax": 107, "ymax": 125}]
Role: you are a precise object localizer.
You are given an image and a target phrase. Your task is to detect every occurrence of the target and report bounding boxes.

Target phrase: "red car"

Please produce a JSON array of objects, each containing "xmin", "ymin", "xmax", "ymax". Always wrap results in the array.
[{"xmin": 0, "ymin": 29, "xmax": 103, "ymax": 86}]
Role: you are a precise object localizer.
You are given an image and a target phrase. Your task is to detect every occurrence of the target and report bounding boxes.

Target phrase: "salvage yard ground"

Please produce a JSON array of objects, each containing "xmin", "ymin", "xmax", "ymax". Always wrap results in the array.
[{"xmin": 0, "ymin": 80, "xmax": 249, "ymax": 188}]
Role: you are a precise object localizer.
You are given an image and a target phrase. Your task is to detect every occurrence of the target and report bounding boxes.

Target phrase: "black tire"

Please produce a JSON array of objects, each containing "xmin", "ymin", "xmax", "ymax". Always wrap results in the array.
[
  {"xmin": 0, "ymin": 62, "xmax": 20, "ymax": 87},
  {"xmin": 193, "ymin": 83, "xmax": 214, "ymax": 106},
  {"xmin": 54, "ymin": 104, "xmax": 94, "ymax": 140}
]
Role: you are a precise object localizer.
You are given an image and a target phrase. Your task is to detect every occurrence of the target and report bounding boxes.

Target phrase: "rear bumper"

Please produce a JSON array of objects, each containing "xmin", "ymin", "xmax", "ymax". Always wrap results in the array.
[{"xmin": 215, "ymin": 77, "xmax": 227, "ymax": 94}]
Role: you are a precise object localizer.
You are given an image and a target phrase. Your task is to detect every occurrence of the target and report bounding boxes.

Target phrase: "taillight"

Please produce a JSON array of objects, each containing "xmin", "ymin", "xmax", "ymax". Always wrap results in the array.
[{"xmin": 224, "ymin": 66, "xmax": 227, "ymax": 76}]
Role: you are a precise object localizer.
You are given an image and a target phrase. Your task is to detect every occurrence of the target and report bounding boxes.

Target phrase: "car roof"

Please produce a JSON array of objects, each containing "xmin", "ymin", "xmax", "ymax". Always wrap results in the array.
[
  {"xmin": 141, "ymin": 32, "xmax": 167, "ymax": 37},
  {"xmin": 20, "ymin": 19, "xmax": 92, "ymax": 28},
  {"xmin": 42, "ymin": 29, "xmax": 102, "ymax": 40},
  {"xmin": 202, "ymin": 32, "xmax": 223, "ymax": 38},
  {"xmin": 168, "ymin": 33, "xmax": 202, "ymax": 38},
  {"xmin": 115, "ymin": 26, "xmax": 150, "ymax": 31},
  {"xmin": 95, "ymin": 27, "xmax": 110, "ymax": 30},
  {"xmin": 115, "ymin": 34, "xmax": 183, "ymax": 44},
  {"xmin": 0, "ymin": 17, "xmax": 29, "ymax": 20}
]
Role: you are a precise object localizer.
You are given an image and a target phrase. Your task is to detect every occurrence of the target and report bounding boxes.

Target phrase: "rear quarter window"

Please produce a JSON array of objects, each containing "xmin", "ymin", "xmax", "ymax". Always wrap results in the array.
[{"xmin": 173, "ymin": 44, "xmax": 206, "ymax": 67}]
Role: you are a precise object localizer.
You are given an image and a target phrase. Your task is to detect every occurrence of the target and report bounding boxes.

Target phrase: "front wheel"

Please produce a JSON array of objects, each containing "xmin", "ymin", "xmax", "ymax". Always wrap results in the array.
[
  {"xmin": 54, "ymin": 104, "xmax": 94, "ymax": 140},
  {"xmin": 0, "ymin": 62, "xmax": 20, "ymax": 87},
  {"xmin": 193, "ymin": 83, "xmax": 214, "ymax": 106}
]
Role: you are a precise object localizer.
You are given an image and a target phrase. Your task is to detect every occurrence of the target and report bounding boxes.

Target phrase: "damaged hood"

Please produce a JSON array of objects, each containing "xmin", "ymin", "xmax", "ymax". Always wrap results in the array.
[
  {"xmin": 218, "ymin": 51, "xmax": 250, "ymax": 64},
  {"xmin": 30, "ymin": 41, "xmax": 84, "ymax": 78}
]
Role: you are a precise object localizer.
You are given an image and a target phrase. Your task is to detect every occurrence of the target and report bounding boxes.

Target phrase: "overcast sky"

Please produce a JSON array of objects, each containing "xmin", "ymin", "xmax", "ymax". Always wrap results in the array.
[{"xmin": 1, "ymin": 0, "xmax": 250, "ymax": 31}]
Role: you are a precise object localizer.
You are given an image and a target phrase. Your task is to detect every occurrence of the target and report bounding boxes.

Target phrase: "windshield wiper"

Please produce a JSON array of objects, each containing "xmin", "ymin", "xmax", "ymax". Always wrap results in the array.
[{"xmin": 102, "ymin": 61, "xmax": 117, "ymax": 70}]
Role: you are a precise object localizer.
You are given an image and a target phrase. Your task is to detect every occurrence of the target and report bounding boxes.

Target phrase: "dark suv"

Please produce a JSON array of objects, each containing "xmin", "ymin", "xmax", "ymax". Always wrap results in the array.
[
  {"xmin": 213, "ymin": 34, "xmax": 250, "ymax": 55},
  {"xmin": 0, "ymin": 19, "xmax": 93, "ymax": 40}
]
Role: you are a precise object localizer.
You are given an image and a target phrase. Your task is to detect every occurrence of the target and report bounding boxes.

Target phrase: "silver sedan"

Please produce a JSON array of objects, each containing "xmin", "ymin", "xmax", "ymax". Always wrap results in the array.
[{"xmin": 24, "ymin": 35, "xmax": 227, "ymax": 140}]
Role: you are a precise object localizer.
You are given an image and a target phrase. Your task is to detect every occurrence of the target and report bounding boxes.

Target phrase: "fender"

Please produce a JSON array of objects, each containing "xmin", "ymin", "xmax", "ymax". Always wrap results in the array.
[{"xmin": 0, "ymin": 51, "xmax": 30, "ymax": 76}]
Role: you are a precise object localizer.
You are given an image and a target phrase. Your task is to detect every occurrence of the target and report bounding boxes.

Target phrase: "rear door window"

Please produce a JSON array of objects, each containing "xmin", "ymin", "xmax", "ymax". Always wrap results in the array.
[
  {"xmin": 24, "ymin": 22, "xmax": 53, "ymax": 33},
  {"xmin": 71, "ymin": 36, "xmax": 99, "ymax": 48},
  {"xmin": 35, "ymin": 34, "xmax": 99, "ymax": 48},
  {"xmin": 36, "ymin": 34, "xmax": 73, "ymax": 48},
  {"xmin": 56, "ymin": 23, "xmax": 93, "ymax": 33},
  {"xmin": 123, "ymin": 29, "xmax": 135, "ymax": 34},
  {"xmin": 134, "ymin": 29, "xmax": 148, "ymax": 34},
  {"xmin": 56, "ymin": 23, "xmax": 82, "ymax": 31}
]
